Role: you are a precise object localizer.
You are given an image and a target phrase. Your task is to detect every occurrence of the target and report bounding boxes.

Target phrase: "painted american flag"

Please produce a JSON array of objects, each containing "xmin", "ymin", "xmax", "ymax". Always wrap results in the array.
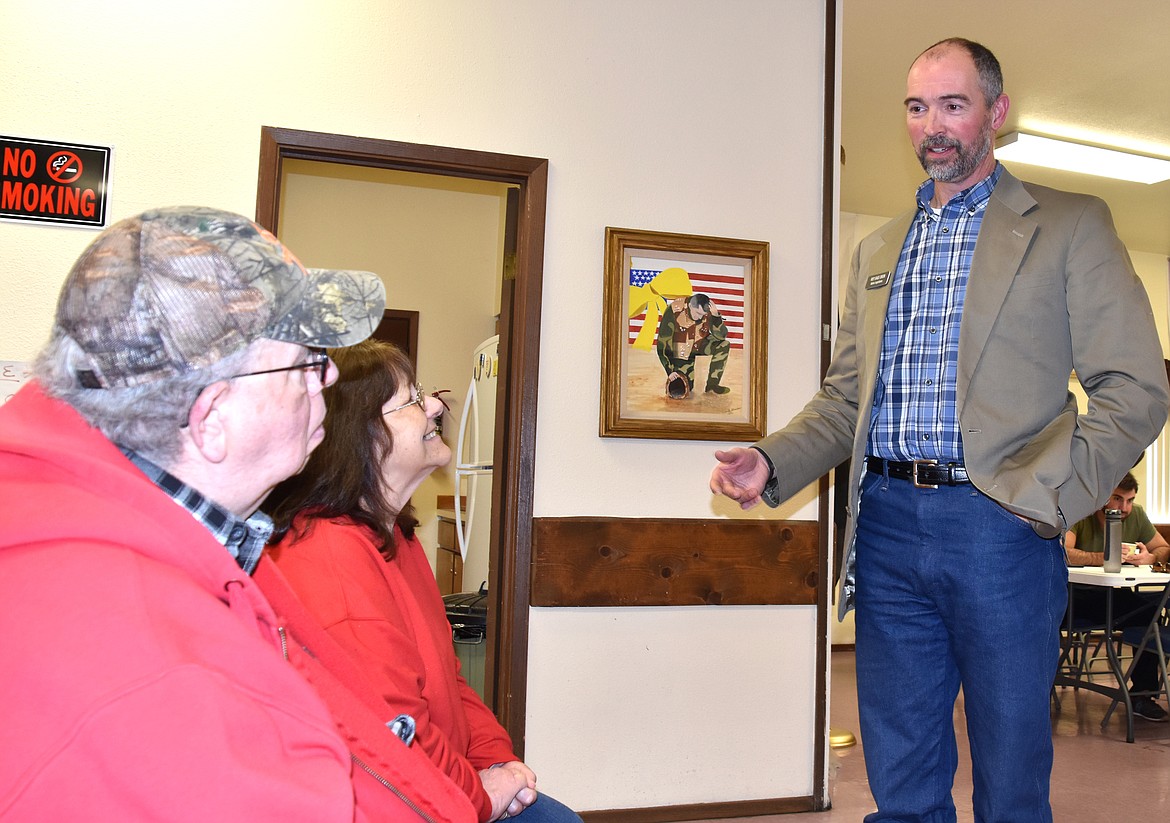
[{"xmin": 628, "ymin": 258, "xmax": 747, "ymax": 349}]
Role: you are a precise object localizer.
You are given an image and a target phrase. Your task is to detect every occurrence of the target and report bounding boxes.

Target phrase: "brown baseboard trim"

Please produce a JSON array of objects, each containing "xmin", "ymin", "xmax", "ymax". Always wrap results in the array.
[
  {"xmin": 579, "ymin": 796, "xmax": 816, "ymax": 823},
  {"xmin": 830, "ymin": 643, "xmax": 855, "ymax": 652}
]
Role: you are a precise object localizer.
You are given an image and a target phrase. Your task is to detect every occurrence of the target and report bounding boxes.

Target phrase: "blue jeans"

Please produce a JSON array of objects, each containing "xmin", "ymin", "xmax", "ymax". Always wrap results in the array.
[
  {"xmin": 854, "ymin": 470, "xmax": 1067, "ymax": 823},
  {"xmin": 512, "ymin": 793, "xmax": 582, "ymax": 823}
]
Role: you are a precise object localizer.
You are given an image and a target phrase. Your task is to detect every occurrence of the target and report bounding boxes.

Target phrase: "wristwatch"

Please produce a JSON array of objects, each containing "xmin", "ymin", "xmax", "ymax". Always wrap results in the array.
[{"xmin": 752, "ymin": 447, "xmax": 781, "ymax": 508}]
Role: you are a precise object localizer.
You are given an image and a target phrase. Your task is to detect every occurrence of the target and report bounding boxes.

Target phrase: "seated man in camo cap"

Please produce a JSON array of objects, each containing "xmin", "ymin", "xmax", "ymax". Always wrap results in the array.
[{"xmin": 0, "ymin": 206, "xmax": 477, "ymax": 822}]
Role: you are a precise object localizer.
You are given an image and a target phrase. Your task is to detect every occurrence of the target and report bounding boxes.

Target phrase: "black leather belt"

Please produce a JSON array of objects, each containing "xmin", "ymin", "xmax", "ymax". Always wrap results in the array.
[{"xmin": 865, "ymin": 457, "xmax": 970, "ymax": 489}]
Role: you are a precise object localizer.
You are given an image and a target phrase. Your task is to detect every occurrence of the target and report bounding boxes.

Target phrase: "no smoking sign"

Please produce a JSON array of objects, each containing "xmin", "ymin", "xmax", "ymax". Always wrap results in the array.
[{"xmin": 1, "ymin": 136, "xmax": 112, "ymax": 228}]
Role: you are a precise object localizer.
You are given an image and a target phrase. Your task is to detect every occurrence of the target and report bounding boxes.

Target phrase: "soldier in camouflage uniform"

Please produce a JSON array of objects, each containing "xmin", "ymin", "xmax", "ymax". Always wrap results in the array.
[{"xmin": 655, "ymin": 293, "xmax": 730, "ymax": 398}]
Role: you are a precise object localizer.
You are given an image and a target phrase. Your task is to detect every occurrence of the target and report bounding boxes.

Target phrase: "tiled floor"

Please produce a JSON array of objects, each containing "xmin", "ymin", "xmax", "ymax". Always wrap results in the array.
[{"xmin": 747, "ymin": 650, "xmax": 1170, "ymax": 821}]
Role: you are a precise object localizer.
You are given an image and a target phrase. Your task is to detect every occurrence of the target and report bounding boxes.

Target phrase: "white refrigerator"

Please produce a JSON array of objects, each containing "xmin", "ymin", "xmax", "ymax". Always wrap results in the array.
[{"xmin": 454, "ymin": 335, "xmax": 498, "ymax": 594}]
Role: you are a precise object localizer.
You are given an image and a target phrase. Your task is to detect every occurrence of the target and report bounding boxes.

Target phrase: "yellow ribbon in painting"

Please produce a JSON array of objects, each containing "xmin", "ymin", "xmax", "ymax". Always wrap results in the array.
[{"xmin": 628, "ymin": 267, "xmax": 693, "ymax": 351}]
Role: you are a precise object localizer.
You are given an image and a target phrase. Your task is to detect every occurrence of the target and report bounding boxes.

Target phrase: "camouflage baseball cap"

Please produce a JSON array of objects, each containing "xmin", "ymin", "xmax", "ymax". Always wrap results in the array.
[{"xmin": 53, "ymin": 206, "xmax": 386, "ymax": 389}]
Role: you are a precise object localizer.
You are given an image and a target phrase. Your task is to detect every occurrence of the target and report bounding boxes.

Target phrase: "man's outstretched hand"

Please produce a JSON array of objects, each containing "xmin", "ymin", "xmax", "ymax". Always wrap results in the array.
[{"xmin": 709, "ymin": 447, "xmax": 770, "ymax": 510}]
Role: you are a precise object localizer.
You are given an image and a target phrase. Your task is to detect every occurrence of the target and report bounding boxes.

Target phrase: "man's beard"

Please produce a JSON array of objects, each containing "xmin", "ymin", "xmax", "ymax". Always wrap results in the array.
[{"xmin": 916, "ymin": 125, "xmax": 994, "ymax": 183}]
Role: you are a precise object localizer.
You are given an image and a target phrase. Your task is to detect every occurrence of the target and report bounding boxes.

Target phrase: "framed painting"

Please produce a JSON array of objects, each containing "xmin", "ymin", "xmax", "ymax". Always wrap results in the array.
[{"xmin": 600, "ymin": 226, "xmax": 768, "ymax": 440}]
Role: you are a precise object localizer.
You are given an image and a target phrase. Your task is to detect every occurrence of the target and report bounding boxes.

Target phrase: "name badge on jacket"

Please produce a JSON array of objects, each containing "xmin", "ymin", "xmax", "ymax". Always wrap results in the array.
[{"xmin": 866, "ymin": 271, "xmax": 891, "ymax": 290}]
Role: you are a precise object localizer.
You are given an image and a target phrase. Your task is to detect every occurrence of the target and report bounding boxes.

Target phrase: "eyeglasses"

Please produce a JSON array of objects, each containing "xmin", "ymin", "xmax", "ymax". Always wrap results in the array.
[
  {"xmin": 384, "ymin": 383, "xmax": 426, "ymax": 416},
  {"xmin": 229, "ymin": 349, "xmax": 330, "ymax": 384}
]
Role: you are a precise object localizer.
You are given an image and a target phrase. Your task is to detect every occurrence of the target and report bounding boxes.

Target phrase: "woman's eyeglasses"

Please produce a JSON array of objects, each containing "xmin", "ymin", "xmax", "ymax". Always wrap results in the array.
[
  {"xmin": 229, "ymin": 349, "xmax": 330, "ymax": 384},
  {"xmin": 384, "ymin": 383, "xmax": 426, "ymax": 416}
]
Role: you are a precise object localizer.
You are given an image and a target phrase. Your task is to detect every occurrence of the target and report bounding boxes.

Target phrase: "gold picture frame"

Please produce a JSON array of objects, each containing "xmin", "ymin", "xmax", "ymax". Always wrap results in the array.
[{"xmin": 600, "ymin": 226, "xmax": 768, "ymax": 440}]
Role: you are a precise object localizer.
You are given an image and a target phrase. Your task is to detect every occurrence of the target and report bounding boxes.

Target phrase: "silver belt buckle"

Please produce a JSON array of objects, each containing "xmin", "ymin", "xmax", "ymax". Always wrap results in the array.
[{"xmin": 913, "ymin": 459, "xmax": 938, "ymax": 489}]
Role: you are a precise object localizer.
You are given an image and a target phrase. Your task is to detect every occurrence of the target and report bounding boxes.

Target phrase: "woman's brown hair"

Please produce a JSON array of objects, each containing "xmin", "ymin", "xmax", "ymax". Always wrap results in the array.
[{"xmin": 265, "ymin": 339, "xmax": 418, "ymax": 557}]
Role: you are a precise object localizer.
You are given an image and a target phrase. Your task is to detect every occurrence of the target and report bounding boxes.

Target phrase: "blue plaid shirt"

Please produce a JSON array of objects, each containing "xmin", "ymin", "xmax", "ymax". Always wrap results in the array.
[
  {"xmin": 120, "ymin": 448, "xmax": 273, "ymax": 574},
  {"xmin": 867, "ymin": 164, "xmax": 1004, "ymax": 463}
]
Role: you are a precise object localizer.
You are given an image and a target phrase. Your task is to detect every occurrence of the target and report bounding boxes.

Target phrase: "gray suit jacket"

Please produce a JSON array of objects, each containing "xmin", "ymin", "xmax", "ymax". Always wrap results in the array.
[{"xmin": 757, "ymin": 169, "xmax": 1169, "ymax": 616}]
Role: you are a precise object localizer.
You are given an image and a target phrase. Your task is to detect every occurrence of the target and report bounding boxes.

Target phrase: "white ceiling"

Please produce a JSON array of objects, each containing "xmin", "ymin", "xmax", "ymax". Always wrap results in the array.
[{"xmin": 841, "ymin": 0, "xmax": 1170, "ymax": 256}]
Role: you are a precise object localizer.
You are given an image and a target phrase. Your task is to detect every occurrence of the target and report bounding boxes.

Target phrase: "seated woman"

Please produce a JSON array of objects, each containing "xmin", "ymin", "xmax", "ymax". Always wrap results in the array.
[{"xmin": 265, "ymin": 340, "xmax": 581, "ymax": 823}]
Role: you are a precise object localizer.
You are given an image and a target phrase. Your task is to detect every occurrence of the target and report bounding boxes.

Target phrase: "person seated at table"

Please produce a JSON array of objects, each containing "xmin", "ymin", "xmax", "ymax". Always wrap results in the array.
[
  {"xmin": 1064, "ymin": 472, "xmax": 1170, "ymax": 721},
  {"xmin": 1065, "ymin": 472, "xmax": 1170, "ymax": 566},
  {"xmin": 264, "ymin": 339, "xmax": 583, "ymax": 823}
]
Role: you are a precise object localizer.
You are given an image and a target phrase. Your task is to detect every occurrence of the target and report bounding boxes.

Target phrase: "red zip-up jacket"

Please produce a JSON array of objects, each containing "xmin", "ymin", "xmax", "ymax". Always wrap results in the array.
[{"xmin": 0, "ymin": 383, "xmax": 475, "ymax": 823}]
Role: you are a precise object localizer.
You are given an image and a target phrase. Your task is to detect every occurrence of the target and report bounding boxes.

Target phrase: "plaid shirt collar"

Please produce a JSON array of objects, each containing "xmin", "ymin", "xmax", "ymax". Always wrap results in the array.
[
  {"xmin": 119, "ymin": 447, "xmax": 272, "ymax": 575},
  {"xmin": 915, "ymin": 161, "xmax": 1003, "ymax": 218}
]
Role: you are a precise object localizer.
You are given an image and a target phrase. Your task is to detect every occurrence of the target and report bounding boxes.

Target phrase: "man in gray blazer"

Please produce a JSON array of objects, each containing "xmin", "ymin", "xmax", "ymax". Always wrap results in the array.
[{"xmin": 711, "ymin": 38, "xmax": 1168, "ymax": 823}]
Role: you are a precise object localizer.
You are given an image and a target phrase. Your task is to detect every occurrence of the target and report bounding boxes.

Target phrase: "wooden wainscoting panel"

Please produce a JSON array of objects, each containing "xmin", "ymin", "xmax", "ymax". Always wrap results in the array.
[{"xmin": 531, "ymin": 517, "xmax": 818, "ymax": 607}]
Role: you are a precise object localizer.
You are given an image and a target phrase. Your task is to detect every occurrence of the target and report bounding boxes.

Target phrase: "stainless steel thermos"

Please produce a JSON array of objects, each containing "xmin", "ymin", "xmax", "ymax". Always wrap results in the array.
[{"xmin": 1103, "ymin": 508, "xmax": 1123, "ymax": 573}]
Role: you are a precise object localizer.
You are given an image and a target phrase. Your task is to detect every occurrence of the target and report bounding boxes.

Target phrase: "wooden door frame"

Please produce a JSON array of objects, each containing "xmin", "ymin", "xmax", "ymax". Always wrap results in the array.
[{"xmin": 255, "ymin": 126, "xmax": 548, "ymax": 752}]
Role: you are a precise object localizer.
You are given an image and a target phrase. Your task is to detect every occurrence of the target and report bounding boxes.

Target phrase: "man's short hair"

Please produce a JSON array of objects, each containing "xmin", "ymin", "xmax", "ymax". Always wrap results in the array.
[
  {"xmin": 1118, "ymin": 471, "xmax": 1139, "ymax": 494},
  {"xmin": 918, "ymin": 37, "xmax": 1003, "ymax": 108},
  {"xmin": 35, "ymin": 335, "xmax": 258, "ymax": 463}
]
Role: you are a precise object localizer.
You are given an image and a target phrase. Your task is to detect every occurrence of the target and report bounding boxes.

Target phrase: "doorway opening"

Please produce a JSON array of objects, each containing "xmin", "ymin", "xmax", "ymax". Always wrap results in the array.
[{"xmin": 255, "ymin": 126, "xmax": 548, "ymax": 752}]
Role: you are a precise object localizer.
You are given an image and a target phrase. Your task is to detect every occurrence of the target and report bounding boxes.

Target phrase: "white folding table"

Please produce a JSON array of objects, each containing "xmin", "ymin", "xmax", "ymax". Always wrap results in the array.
[{"xmin": 1054, "ymin": 566, "xmax": 1170, "ymax": 742}]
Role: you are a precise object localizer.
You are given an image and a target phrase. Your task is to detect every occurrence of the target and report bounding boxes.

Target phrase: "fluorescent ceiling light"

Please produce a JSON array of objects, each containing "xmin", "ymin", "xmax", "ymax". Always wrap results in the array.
[{"xmin": 995, "ymin": 132, "xmax": 1170, "ymax": 184}]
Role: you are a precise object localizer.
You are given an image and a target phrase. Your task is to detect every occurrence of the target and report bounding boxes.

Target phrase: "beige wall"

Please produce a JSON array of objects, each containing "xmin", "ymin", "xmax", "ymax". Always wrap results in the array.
[{"xmin": 1, "ymin": 0, "xmax": 832, "ymax": 810}]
